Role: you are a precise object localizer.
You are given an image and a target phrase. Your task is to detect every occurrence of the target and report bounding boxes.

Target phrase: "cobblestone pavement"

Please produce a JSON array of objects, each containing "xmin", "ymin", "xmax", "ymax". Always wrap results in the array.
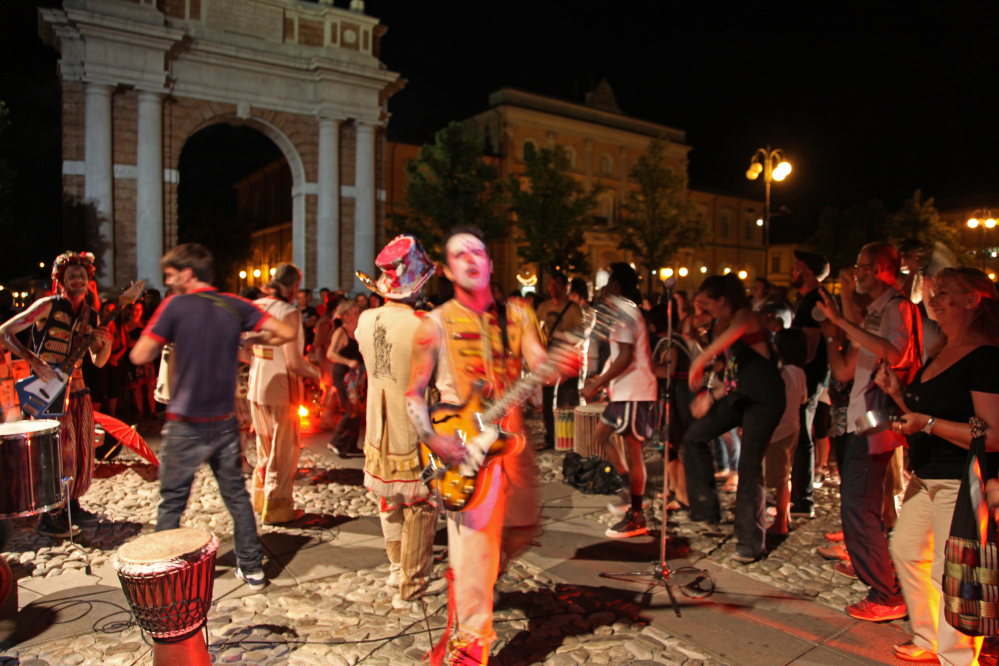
[{"xmin": 0, "ymin": 415, "xmax": 870, "ymax": 665}]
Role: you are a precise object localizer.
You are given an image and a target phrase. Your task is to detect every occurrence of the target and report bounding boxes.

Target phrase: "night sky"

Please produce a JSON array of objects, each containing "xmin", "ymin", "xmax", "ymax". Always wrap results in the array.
[{"xmin": 2, "ymin": 1, "xmax": 997, "ymax": 281}]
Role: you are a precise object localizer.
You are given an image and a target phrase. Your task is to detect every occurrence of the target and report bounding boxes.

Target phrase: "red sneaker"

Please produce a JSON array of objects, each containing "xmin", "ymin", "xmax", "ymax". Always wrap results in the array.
[
  {"xmin": 825, "ymin": 529, "xmax": 845, "ymax": 542},
  {"xmin": 834, "ymin": 561, "xmax": 858, "ymax": 579},
  {"xmin": 846, "ymin": 598, "xmax": 907, "ymax": 622}
]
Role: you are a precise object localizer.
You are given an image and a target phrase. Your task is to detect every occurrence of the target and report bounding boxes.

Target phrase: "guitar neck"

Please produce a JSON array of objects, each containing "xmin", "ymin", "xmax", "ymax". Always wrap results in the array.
[
  {"xmin": 57, "ymin": 330, "xmax": 97, "ymax": 376},
  {"xmin": 481, "ymin": 362, "xmax": 557, "ymax": 424}
]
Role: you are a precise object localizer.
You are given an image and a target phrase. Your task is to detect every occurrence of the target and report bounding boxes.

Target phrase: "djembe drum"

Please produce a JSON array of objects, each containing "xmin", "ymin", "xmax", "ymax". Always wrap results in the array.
[
  {"xmin": 113, "ymin": 528, "xmax": 219, "ymax": 666},
  {"xmin": 555, "ymin": 409, "xmax": 575, "ymax": 451},
  {"xmin": 573, "ymin": 404, "xmax": 626, "ymax": 459}
]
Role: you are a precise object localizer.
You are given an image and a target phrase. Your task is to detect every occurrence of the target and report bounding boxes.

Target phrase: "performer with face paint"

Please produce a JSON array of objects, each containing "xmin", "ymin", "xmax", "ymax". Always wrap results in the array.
[
  {"xmin": 0, "ymin": 252, "xmax": 112, "ymax": 537},
  {"xmin": 405, "ymin": 226, "xmax": 577, "ymax": 666}
]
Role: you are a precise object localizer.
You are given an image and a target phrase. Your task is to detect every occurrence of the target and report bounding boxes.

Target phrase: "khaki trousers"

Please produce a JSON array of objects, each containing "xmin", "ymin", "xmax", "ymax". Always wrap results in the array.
[
  {"xmin": 250, "ymin": 402, "xmax": 300, "ymax": 524},
  {"xmin": 890, "ymin": 476, "xmax": 982, "ymax": 666},
  {"xmin": 380, "ymin": 500, "xmax": 437, "ymax": 600}
]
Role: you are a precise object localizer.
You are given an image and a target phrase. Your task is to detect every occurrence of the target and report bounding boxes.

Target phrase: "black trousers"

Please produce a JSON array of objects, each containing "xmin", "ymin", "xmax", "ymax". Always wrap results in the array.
[
  {"xmin": 542, "ymin": 381, "xmax": 580, "ymax": 447},
  {"xmin": 790, "ymin": 389, "xmax": 822, "ymax": 512},
  {"xmin": 681, "ymin": 391, "xmax": 784, "ymax": 558}
]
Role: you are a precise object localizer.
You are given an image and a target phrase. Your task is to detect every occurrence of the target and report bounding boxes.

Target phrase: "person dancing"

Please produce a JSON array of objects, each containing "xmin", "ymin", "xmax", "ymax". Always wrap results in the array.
[
  {"xmin": 0, "ymin": 252, "xmax": 112, "ymax": 536},
  {"xmin": 682, "ymin": 273, "xmax": 786, "ymax": 563}
]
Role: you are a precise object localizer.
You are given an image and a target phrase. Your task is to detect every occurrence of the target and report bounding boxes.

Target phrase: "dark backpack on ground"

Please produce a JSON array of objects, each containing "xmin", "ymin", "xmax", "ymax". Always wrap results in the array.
[{"xmin": 561, "ymin": 452, "xmax": 622, "ymax": 495}]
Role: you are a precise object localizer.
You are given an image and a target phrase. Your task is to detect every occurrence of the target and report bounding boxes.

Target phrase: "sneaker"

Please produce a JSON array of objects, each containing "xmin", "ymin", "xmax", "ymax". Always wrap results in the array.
[
  {"xmin": 817, "ymin": 543, "xmax": 850, "ymax": 561},
  {"xmin": 834, "ymin": 561, "xmax": 858, "ymax": 579},
  {"xmin": 732, "ymin": 551, "xmax": 763, "ymax": 564},
  {"xmin": 235, "ymin": 568, "xmax": 267, "ymax": 591},
  {"xmin": 825, "ymin": 529, "xmax": 845, "ymax": 542},
  {"xmin": 892, "ymin": 641, "xmax": 938, "ymax": 662},
  {"xmin": 37, "ymin": 512, "xmax": 79, "ymax": 538},
  {"xmin": 68, "ymin": 500, "xmax": 101, "ymax": 526},
  {"xmin": 845, "ymin": 598, "xmax": 907, "ymax": 622},
  {"xmin": 386, "ymin": 568, "xmax": 401, "ymax": 588},
  {"xmin": 605, "ymin": 509, "xmax": 647, "ymax": 538},
  {"xmin": 608, "ymin": 500, "xmax": 648, "ymax": 518}
]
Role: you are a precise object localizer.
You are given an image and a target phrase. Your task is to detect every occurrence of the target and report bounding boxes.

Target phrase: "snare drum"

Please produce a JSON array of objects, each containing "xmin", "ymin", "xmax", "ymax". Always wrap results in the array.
[
  {"xmin": 113, "ymin": 528, "xmax": 219, "ymax": 643},
  {"xmin": 0, "ymin": 420, "xmax": 64, "ymax": 519}
]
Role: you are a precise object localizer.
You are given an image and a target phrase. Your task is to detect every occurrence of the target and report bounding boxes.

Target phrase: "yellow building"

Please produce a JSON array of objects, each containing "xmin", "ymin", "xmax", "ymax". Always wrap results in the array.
[{"xmin": 452, "ymin": 82, "xmax": 765, "ymax": 295}]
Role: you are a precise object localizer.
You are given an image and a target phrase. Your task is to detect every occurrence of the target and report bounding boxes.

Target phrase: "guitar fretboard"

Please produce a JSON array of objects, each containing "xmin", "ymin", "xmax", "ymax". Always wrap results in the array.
[{"xmin": 481, "ymin": 363, "xmax": 557, "ymax": 424}]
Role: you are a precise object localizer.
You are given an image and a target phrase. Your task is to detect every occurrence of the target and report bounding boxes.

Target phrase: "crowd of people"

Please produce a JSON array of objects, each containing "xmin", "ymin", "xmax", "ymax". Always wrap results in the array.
[{"xmin": 2, "ymin": 232, "xmax": 999, "ymax": 666}]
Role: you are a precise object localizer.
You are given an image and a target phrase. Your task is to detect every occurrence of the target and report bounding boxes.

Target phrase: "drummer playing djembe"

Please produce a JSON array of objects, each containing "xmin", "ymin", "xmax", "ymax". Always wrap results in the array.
[{"xmin": 0, "ymin": 251, "xmax": 112, "ymax": 538}]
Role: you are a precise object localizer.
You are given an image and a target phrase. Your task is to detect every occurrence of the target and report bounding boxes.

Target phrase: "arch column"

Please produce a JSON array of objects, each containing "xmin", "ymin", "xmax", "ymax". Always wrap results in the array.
[
  {"xmin": 316, "ymin": 116, "xmax": 341, "ymax": 290},
  {"xmin": 136, "ymin": 90, "xmax": 164, "ymax": 291},
  {"xmin": 85, "ymin": 83, "xmax": 115, "ymax": 286},
  {"xmin": 353, "ymin": 121, "xmax": 376, "ymax": 293}
]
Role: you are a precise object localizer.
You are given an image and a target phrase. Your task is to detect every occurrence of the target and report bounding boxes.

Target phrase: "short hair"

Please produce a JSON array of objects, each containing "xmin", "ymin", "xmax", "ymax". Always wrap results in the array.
[
  {"xmin": 608, "ymin": 262, "xmax": 639, "ymax": 299},
  {"xmin": 319, "ymin": 287, "xmax": 330, "ymax": 294},
  {"xmin": 161, "ymin": 243, "xmax": 213, "ymax": 284},
  {"xmin": 272, "ymin": 263, "xmax": 301, "ymax": 289},
  {"xmin": 443, "ymin": 225, "xmax": 486, "ymax": 257},
  {"xmin": 239, "ymin": 286, "xmax": 262, "ymax": 300},
  {"xmin": 569, "ymin": 277, "xmax": 589, "ymax": 301},
  {"xmin": 549, "ymin": 271, "xmax": 567, "ymax": 286},
  {"xmin": 775, "ymin": 328, "xmax": 808, "ymax": 368},
  {"xmin": 862, "ymin": 242, "xmax": 900, "ymax": 280},
  {"xmin": 758, "ymin": 300, "xmax": 793, "ymax": 330},
  {"xmin": 297, "ymin": 288, "xmax": 310, "ymax": 295},
  {"xmin": 753, "ymin": 277, "xmax": 770, "ymax": 287},
  {"xmin": 647, "ymin": 301, "xmax": 681, "ymax": 333},
  {"xmin": 335, "ymin": 299, "xmax": 357, "ymax": 318}
]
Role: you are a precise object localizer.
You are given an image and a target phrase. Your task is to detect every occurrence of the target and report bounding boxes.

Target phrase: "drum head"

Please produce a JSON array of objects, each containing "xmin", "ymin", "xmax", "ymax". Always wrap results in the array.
[
  {"xmin": 575, "ymin": 404, "xmax": 606, "ymax": 415},
  {"xmin": 118, "ymin": 528, "xmax": 213, "ymax": 564},
  {"xmin": 0, "ymin": 420, "xmax": 61, "ymax": 438}
]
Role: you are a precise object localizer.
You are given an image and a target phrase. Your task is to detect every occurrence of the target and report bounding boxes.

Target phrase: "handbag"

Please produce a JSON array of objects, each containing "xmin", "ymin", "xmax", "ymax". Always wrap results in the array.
[{"xmin": 942, "ymin": 435, "xmax": 999, "ymax": 637}]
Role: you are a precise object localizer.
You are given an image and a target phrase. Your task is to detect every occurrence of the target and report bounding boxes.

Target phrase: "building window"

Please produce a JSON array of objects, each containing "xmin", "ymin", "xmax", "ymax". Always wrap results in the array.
[
  {"xmin": 522, "ymin": 139, "xmax": 537, "ymax": 159},
  {"xmin": 720, "ymin": 209, "xmax": 732, "ymax": 238},
  {"xmin": 600, "ymin": 154, "xmax": 613, "ymax": 176},
  {"xmin": 601, "ymin": 194, "xmax": 614, "ymax": 220},
  {"xmin": 771, "ymin": 254, "xmax": 781, "ymax": 274},
  {"xmin": 563, "ymin": 145, "xmax": 577, "ymax": 169},
  {"xmin": 744, "ymin": 217, "xmax": 753, "ymax": 241}
]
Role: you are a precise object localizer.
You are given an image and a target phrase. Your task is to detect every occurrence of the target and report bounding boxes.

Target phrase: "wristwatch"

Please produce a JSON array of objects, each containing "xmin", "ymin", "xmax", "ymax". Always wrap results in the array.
[{"xmin": 922, "ymin": 417, "xmax": 936, "ymax": 435}]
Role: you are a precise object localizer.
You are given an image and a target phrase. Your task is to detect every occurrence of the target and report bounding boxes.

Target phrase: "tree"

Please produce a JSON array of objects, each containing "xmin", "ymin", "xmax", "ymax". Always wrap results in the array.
[
  {"xmin": 389, "ymin": 122, "xmax": 507, "ymax": 261},
  {"xmin": 809, "ymin": 200, "xmax": 890, "ymax": 274},
  {"xmin": 617, "ymin": 138, "xmax": 705, "ymax": 298},
  {"xmin": 509, "ymin": 145, "xmax": 601, "ymax": 290},
  {"xmin": 178, "ymin": 207, "xmax": 251, "ymax": 293},
  {"xmin": 0, "ymin": 102, "xmax": 24, "ymax": 261},
  {"xmin": 888, "ymin": 189, "xmax": 962, "ymax": 257}
]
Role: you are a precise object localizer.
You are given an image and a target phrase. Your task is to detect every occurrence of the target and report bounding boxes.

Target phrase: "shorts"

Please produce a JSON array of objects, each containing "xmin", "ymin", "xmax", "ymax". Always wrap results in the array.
[
  {"xmin": 600, "ymin": 401, "xmax": 654, "ymax": 442},
  {"xmin": 765, "ymin": 429, "xmax": 799, "ymax": 489}
]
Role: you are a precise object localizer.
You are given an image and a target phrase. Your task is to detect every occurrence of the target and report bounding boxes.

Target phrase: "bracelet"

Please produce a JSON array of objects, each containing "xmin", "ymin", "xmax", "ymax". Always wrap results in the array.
[
  {"xmin": 922, "ymin": 417, "xmax": 936, "ymax": 435},
  {"xmin": 970, "ymin": 416, "xmax": 988, "ymax": 439}
]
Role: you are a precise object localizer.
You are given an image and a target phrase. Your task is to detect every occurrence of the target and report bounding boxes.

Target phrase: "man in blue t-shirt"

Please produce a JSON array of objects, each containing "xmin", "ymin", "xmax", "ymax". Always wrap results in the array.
[{"xmin": 131, "ymin": 244, "xmax": 295, "ymax": 591}]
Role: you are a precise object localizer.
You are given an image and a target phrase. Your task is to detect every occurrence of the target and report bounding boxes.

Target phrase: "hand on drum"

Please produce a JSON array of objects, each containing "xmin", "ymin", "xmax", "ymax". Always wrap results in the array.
[{"xmin": 581, "ymin": 377, "xmax": 603, "ymax": 402}]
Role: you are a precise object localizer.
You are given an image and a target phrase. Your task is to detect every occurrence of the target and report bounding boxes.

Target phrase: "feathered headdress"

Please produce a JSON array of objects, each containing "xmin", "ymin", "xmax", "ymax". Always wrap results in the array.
[{"xmin": 51, "ymin": 251, "xmax": 96, "ymax": 290}]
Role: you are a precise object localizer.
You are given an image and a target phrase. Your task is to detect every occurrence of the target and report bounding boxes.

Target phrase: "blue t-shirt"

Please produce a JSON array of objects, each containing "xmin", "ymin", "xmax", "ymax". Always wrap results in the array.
[{"xmin": 145, "ymin": 288, "xmax": 267, "ymax": 418}]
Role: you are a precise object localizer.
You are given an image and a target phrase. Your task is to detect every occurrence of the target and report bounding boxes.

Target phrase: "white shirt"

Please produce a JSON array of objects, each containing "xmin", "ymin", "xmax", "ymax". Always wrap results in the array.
[
  {"xmin": 772, "ymin": 365, "xmax": 807, "ymax": 442},
  {"xmin": 604, "ymin": 299, "xmax": 657, "ymax": 403},
  {"xmin": 247, "ymin": 297, "xmax": 303, "ymax": 406}
]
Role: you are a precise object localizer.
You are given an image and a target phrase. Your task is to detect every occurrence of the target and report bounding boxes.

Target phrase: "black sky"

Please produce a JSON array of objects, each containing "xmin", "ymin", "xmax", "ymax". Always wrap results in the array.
[{"xmin": 2, "ymin": 1, "xmax": 998, "ymax": 281}]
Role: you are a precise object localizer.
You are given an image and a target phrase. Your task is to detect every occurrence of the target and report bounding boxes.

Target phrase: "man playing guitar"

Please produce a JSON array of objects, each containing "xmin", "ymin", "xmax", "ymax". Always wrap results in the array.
[
  {"xmin": 405, "ymin": 226, "xmax": 575, "ymax": 666},
  {"xmin": 0, "ymin": 252, "xmax": 112, "ymax": 537}
]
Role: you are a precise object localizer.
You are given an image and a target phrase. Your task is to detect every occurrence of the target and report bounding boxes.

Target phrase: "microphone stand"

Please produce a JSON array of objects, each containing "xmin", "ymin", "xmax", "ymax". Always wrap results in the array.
[{"xmin": 599, "ymin": 282, "xmax": 713, "ymax": 615}]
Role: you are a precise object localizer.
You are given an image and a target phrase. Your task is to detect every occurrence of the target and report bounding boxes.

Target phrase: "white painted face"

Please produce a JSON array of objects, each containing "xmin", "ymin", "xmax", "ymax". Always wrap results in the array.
[{"xmin": 444, "ymin": 233, "xmax": 492, "ymax": 293}]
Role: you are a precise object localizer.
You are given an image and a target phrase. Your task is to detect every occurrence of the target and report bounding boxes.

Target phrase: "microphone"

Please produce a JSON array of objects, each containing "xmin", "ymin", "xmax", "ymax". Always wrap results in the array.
[{"xmin": 662, "ymin": 277, "xmax": 677, "ymax": 290}]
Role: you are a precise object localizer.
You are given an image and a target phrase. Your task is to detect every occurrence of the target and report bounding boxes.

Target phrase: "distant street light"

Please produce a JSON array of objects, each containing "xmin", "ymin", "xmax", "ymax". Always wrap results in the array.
[
  {"xmin": 746, "ymin": 145, "xmax": 792, "ymax": 277},
  {"xmin": 968, "ymin": 208, "xmax": 997, "ymax": 270}
]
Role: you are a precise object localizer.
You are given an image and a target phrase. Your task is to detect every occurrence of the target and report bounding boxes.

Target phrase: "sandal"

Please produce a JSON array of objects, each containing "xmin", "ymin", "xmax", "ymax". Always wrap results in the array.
[
  {"xmin": 892, "ymin": 642, "xmax": 937, "ymax": 662},
  {"xmin": 721, "ymin": 477, "xmax": 739, "ymax": 493},
  {"xmin": 666, "ymin": 500, "xmax": 688, "ymax": 512}
]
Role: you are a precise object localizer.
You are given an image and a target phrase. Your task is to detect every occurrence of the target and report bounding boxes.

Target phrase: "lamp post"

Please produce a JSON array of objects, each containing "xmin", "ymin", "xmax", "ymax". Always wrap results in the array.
[
  {"xmin": 968, "ymin": 209, "xmax": 997, "ymax": 271},
  {"xmin": 746, "ymin": 146, "xmax": 791, "ymax": 281}
]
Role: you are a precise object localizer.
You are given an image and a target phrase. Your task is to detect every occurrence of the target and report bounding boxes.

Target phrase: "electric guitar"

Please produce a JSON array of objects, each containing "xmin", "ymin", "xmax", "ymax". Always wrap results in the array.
[
  {"xmin": 419, "ymin": 298, "xmax": 623, "ymax": 512},
  {"xmin": 17, "ymin": 281, "xmax": 145, "ymax": 418}
]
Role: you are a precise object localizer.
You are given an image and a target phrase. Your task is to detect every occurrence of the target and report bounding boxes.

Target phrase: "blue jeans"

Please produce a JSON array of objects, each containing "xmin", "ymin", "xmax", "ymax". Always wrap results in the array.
[
  {"xmin": 157, "ymin": 418, "xmax": 264, "ymax": 573},
  {"xmin": 840, "ymin": 433, "xmax": 903, "ymax": 606},
  {"xmin": 712, "ymin": 428, "xmax": 741, "ymax": 472}
]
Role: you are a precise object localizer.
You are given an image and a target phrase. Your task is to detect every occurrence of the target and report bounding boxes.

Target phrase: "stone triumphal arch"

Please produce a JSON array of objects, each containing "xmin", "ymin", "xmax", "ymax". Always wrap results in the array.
[{"xmin": 40, "ymin": 0, "xmax": 403, "ymax": 291}]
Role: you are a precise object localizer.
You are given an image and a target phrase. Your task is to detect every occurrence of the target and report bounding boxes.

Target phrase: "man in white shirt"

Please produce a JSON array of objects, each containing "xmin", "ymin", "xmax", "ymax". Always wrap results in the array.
[{"xmin": 582, "ymin": 263, "xmax": 658, "ymax": 538}]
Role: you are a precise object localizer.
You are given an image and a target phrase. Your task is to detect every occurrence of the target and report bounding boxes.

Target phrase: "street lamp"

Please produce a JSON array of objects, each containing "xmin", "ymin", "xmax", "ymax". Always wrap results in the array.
[
  {"xmin": 746, "ymin": 145, "xmax": 792, "ymax": 279},
  {"xmin": 968, "ymin": 208, "xmax": 997, "ymax": 270}
]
